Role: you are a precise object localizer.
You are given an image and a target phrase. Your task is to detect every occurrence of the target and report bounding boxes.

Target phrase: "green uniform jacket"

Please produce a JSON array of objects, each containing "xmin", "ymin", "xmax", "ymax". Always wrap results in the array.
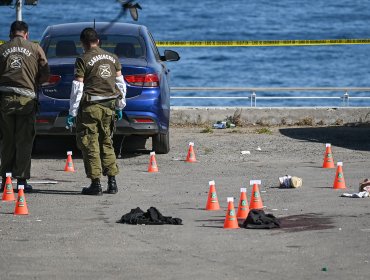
[
  {"xmin": 75, "ymin": 46, "xmax": 121, "ymax": 98},
  {"xmin": 0, "ymin": 36, "xmax": 49, "ymax": 97}
]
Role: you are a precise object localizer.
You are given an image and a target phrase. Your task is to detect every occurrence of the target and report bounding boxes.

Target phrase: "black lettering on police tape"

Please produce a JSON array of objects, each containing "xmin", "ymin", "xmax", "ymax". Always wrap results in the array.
[{"xmin": 5, "ymin": 39, "xmax": 370, "ymax": 47}]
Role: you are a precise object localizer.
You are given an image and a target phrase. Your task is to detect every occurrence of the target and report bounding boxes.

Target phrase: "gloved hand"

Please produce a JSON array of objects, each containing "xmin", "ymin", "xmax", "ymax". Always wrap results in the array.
[
  {"xmin": 115, "ymin": 110, "xmax": 123, "ymax": 121},
  {"xmin": 66, "ymin": 115, "xmax": 75, "ymax": 128}
]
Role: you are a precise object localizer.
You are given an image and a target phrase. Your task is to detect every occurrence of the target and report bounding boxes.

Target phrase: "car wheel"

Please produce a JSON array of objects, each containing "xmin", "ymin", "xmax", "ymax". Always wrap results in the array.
[{"xmin": 152, "ymin": 131, "xmax": 170, "ymax": 154}]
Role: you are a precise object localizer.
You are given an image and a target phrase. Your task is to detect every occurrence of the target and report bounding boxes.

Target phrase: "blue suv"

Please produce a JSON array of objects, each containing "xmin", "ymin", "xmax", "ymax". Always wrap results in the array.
[{"xmin": 37, "ymin": 22, "xmax": 180, "ymax": 154}]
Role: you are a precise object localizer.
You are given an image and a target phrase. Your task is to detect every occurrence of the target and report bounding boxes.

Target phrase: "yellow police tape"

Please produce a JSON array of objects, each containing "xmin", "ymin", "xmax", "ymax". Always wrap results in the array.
[
  {"xmin": 2, "ymin": 38, "xmax": 370, "ymax": 47},
  {"xmin": 155, "ymin": 39, "xmax": 370, "ymax": 47}
]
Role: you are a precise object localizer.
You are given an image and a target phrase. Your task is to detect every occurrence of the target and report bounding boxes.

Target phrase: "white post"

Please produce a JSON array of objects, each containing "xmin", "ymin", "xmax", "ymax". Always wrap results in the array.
[
  {"xmin": 16, "ymin": 0, "xmax": 22, "ymax": 21},
  {"xmin": 251, "ymin": 92, "xmax": 256, "ymax": 107},
  {"xmin": 343, "ymin": 91, "xmax": 349, "ymax": 107}
]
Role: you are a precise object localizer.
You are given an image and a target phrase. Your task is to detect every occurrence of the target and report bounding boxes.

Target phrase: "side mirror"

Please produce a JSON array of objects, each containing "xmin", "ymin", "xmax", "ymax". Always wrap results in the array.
[{"xmin": 161, "ymin": 50, "xmax": 180, "ymax": 62}]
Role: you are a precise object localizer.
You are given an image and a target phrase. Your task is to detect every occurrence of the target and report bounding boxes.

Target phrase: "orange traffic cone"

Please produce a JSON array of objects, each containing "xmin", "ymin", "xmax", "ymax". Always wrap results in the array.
[
  {"xmin": 322, "ymin": 143, "xmax": 335, "ymax": 168},
  {"xmin": 185, "ymin": 142, "xmax": 197, "ymax": 163},
  {"xmin": 2, "ymin": 172, "xmax": 15, "ymax": 202},
  {"xmin": 205, "ymin": 180, "xmax": 220, "ymax": 210},
  {"xmin": 333, "ymin": 162, "xmax": 346, "ymax": 189},
  {"xmin": 224, "ymin": 197, "xmax": 239, "ymax": 229},
  {"xmin": 64, "ymin": 151, "xmax": 75, "ymax": 172},
  {"xmin": 148, "ymin": 151, "xmax": 159, "ymax": 172},
  {"xmin": 249, "ymin": 180, "xmax": 264, "ymax": 210},
  {"xmin": 14, "ymin": 185, "xmax": 29, "ymax": 215},
  {"xmin": 237, "ymin": 187, "xmax": 250, "ymax": 219}
]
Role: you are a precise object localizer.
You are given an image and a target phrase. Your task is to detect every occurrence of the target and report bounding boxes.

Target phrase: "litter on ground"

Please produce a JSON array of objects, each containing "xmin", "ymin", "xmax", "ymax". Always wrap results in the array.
[
  {"xmin": 213, "ymin": 121, "xmax": 236, "ymax": 129},
  {"xmin": 341, "ymin": 191, "xmax": 369, "ymax": 198},
  {"xmin": 278, "ymin": 175, "xmax": 303, "ymax": 188}
]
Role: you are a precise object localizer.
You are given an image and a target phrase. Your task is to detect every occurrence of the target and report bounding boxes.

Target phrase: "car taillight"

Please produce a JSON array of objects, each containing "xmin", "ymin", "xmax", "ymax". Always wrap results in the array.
[
  {"xmin": 132, "ymin": 118, "xmax": 154, "ymax": 123},
  {"xmin": 36, "ymin": 118, "xmax": 51, "ymax": 124},
  {"xmin": 42, "ymin": 75, "xmax": 61, "ymax": 87},
  {"xmin": 124, "ymin": 74, "xmax": 159, "ymax": 87}
]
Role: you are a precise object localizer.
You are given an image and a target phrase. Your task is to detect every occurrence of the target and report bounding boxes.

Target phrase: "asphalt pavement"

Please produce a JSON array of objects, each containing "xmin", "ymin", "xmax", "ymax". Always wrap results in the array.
[{"xmin": 1, "ymin": 126, "xmax": 370, "ymax": 280}]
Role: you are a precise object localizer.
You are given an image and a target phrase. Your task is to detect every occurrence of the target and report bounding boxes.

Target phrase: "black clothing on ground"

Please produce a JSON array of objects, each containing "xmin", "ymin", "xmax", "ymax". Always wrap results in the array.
[
  {"xmin": 118, "ymin": 207, "xmax": 182, "ymax": 225},
  {"xmin": 242, "ymin": 209, "xmax": 280, "ymax": 229}
]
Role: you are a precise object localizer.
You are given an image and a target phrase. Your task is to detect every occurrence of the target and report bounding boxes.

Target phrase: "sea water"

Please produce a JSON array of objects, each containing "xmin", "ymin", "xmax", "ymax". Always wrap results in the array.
[{"xmin": 0, "ymin": 0, "xmax": 370, "ymax": 107}]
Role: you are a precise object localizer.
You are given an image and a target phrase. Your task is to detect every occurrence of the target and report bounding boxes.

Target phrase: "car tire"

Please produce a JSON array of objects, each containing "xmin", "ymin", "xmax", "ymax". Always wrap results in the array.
[
  {"xmin": 113, "ymin": 135, "xmax": 125, "ymax": 157},
  {"xmin": 152, "ymin": 131, "xmax": 170, "ymax": 154}
]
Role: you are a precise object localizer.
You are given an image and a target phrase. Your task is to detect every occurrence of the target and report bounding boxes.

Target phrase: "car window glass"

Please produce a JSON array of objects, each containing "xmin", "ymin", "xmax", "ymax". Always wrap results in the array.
[
  {"xmin": 45, "ymin": 35, "xmax": 145, "ymax": 59},
  {"xmin": 101, "ymin": 35, "xmax": 145, "ymax": 58},
  {"xmin": 45, "ymin": 36, "xmax": 83, "ymax": 58}
]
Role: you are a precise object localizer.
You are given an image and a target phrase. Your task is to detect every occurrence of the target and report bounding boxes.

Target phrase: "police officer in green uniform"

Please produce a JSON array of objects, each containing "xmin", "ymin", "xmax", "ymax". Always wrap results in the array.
[
  {"xmin": 0, "ymin": 21, "xmax": 50, "ymax": 192},
  {"xmin": 67, "ymin": 27, "xmax": 126, "ymax": 195}
]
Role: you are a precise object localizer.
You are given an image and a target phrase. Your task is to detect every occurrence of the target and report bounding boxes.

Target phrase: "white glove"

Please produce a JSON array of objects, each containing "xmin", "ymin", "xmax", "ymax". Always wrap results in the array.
[
  {"xmin": 69, "ymin": 80, "xmax": 84, "ymax": 117},
  {"xmin": 115, "ymin": 75, "xmax": 126, "ymax": 110}
]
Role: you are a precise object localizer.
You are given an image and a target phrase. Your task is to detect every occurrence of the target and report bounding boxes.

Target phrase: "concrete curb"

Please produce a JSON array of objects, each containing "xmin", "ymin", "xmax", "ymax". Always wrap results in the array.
[{"xmin": 170, "ymin": 107, "xmax": 370, "ymax": 126}]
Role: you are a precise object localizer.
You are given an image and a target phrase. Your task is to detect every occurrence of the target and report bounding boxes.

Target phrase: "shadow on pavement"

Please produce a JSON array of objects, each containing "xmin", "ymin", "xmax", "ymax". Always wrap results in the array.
[
  {"xmin": 0, "ymin": 212, "xmax": 16, "ymax": 215},
  {"xmin": 198, "ymin": 225, "xmax": 224, "ymax": 228},
  {"xmin": 32, "ymin": 135, "xmax": 80, "ymax": 159},
  {"xmin": 179, "ymin": 207, "xmax": 207, "ymax": 211},
  {"xmin": 195, "ymin": 218, "xmax": 225, "ymax": 228},
  {"xmin": 279, "ymin": 126, "xmax": 370, "ymax": 151},
  {"xmin": 31, "ymin": 189, "xmax": 81, "ymax": 195},
  {"xmin": 32, "ymin": 135, "xmax": 151, "ymax": 159}
]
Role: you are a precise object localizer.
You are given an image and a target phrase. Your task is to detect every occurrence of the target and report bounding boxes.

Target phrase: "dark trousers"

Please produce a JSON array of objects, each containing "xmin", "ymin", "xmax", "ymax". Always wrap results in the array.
[{"xmin": 0, "ymin": 93, "xmax": 36, "ymax": 180}]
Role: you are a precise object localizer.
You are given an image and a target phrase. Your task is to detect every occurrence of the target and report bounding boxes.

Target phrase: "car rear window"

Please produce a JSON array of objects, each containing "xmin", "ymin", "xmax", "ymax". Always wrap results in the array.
[{"xmin": 44, "ymin": 35, "xmax": 145, "ymax": 59}]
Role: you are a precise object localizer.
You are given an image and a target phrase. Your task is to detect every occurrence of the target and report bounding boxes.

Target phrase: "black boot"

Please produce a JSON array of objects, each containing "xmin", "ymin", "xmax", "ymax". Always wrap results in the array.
[
  {"xmin": 82, "ymin": 179, "xmax": 103, "ymax": 196},
  {"xmin": 17, "ymin": 179, "xmax": 33, "ymax": 193},
  {"xmin": 107, "ymin": 176, "xmax": 118, "ymax": 194}
]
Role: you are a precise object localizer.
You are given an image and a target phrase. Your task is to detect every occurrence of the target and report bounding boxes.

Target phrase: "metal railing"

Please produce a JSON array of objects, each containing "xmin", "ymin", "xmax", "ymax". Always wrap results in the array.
[{"xmin": 170, "ymin": 87, "xmax": 370, "ymax": 107}]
